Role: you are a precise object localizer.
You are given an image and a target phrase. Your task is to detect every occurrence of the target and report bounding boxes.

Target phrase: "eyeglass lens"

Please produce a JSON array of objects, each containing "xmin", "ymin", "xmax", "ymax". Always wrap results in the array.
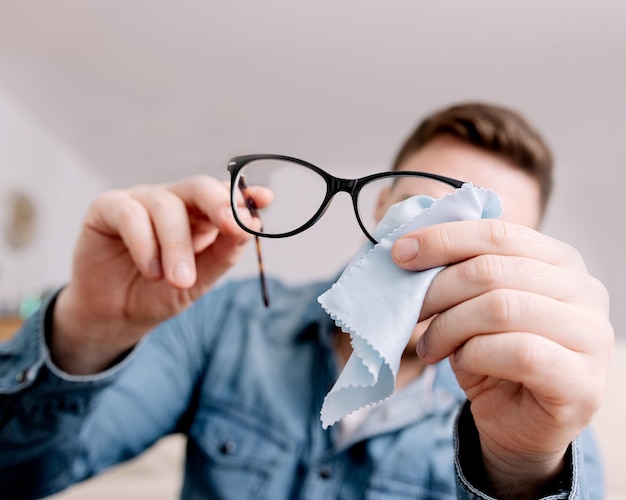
[
  {"xmin": 234, "ymin": 158, "xmax": 328, "ymax": 236},
  {"xmin": 232, "ymin": 158, "xmax": 458, "ymax": 242}
]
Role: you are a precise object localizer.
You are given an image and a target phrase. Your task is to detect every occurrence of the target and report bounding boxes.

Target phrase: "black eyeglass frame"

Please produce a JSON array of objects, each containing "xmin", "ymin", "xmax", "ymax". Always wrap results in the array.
[{"xmin": 228, "ymin": 153, "xmax": 465, "ymax": 245}]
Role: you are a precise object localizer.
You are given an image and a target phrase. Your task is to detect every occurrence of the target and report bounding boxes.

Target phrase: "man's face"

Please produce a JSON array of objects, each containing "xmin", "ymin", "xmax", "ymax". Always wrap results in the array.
[{"xmin": 376, "ymin": 135, "xmax": 542, "ymax": 229}]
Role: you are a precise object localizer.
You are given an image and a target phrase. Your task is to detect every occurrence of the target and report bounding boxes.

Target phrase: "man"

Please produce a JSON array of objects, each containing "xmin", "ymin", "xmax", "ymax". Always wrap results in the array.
[{"xmin": 0, "ymin": 103, "xmax": 613, "ymax": 499}]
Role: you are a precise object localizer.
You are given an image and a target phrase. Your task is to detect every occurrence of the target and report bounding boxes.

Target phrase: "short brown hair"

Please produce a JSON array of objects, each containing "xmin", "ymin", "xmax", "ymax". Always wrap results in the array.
[{"xmin": 393, "ymin": 102, "xmax": 554, "ymax": 215}]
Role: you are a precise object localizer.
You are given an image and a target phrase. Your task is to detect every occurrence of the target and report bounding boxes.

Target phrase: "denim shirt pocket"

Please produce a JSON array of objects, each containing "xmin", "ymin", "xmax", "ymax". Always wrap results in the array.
[{"xmin": 186, "ymin": 403, "xmax": 294, "ymax": 498}]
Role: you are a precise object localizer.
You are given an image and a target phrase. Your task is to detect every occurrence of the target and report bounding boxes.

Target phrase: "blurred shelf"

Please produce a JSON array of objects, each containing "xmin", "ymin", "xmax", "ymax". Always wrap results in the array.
[{"xmin": 0, "ymin": 317, "xmax": 22, "ymax": 341}]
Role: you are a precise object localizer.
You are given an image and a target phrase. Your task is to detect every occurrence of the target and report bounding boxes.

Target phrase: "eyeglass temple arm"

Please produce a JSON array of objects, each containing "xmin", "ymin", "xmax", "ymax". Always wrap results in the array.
[{"xmin": 237, "ymin": 177, "xmax": 270, "ymax": 307}]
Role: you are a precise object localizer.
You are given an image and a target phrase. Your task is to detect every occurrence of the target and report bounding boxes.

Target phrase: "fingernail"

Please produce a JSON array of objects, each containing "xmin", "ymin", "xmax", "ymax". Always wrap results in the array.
[
  {"xmin": 394, "ymin": 238, "xmax": 420, "ymax": 262},
  {"xmin": 148, "ymin": 258, "xmax": 162, "ymax": 278},
  {"xmin": 417, "ymin": 334, "xmax": 428, "ymax": 358},
  {"xmin": 173, "ymin": 261, "xmax": 193, "ymax": 286}
]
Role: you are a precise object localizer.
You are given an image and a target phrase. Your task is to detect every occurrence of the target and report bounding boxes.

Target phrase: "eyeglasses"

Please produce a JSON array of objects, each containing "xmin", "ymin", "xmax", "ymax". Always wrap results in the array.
[{"xmin": 227, "ymin": 154, "xmax": 465, "ymax": 306}]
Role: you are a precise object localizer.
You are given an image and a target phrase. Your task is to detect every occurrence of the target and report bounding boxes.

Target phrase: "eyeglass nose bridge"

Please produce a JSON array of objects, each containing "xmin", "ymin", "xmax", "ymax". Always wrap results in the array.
[
  {"xmin": 326, "ymin": 176, "xmax": 362, "ymax": 217},
  {"xmin": 328, "ymin": 176, "xmax": 359, "ymax": 195},
  {"xmin": 323, "ymin": 176, "xmax": 361, "ymax": 216},
  {"xmin": 324, "ymin": 176, "xmax": 378, "ymax": 244}
]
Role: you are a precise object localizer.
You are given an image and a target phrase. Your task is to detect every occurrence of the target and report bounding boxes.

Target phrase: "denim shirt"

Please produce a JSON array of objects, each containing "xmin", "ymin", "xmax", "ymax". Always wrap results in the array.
[{"xmin": 0, "ymin": 277, "xmax": 603, "ymax": 499}]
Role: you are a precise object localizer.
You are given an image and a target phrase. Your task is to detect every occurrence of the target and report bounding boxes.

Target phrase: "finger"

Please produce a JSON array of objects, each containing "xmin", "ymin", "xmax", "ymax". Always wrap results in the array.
[
  {"xmin": 191, "ymin": 231, "xmax": 253, "ymax": 294},
  {"xmin": 392, "ymin": 219, "xmax": 586, "ymax": 272},
  {"xmin": 418, "ymin": 289, "xmax": 610, "ymax": 363},
  {"xmin": 230, "ymin": 182, "xmax": 275, "ymax": 230},
  {"xmin": 451, "ymin": 332, "xmax": 605, "ymax": 416},
  {"xmin": 133, "ymin": 188, "xmax": 197, "ymax": 289},
  {"xmin": 167, "ymin": 176, "xmax": 242, "ymax": 234},
  {"xmin": 187, "ymin": 214, "xmax": 220, "ymax": 253},
  {"xmin": 86, "ymin": 191, "xmax": 162, "ymax": 280},
  {"xmin": 242, "ymin": 185, "xmax": 274, "ymax": 209},
  {"xmin": 420, "ymin": 254, "xmax": 610, "ymax": 321},
  {"xmin": 169, "ymin": 176, "xmax": 273, "ymax": 236}
]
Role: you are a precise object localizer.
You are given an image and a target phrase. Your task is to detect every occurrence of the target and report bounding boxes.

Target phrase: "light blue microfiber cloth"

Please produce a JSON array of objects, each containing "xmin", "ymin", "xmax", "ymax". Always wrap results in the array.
[{"xmin": 318, "ymin": 183, "xmax": 502, "ymax": 429}]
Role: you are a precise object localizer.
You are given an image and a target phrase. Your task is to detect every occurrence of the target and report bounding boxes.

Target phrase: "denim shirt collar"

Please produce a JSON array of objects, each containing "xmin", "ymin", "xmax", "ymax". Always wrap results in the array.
[{"xmin": 257, "ymin": 277, "xmax": 339, "ymax": 347}]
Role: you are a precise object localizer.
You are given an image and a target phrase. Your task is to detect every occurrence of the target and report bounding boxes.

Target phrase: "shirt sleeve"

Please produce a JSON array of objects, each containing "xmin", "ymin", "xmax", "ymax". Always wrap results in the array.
[
  {"xmin": 0, "ymin": 283, "xmax": 237, "ymax": 500},
  {"xmin": 453, "ymin": 400, "xmax": 604, "ymax": 500}
]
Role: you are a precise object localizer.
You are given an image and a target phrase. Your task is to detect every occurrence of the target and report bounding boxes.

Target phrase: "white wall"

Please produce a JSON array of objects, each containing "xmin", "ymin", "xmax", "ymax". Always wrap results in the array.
[{"xmin": 0, "ymin": 90, "xmax": 108, "ymax": 314}]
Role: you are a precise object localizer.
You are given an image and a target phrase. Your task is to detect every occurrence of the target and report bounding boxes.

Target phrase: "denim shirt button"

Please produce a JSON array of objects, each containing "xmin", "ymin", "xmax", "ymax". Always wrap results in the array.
[
  {"xmin": 219, "ymin": 441, "xmax": 237, "ymax": 455},
  {"xmin": 16, "ymin": 368, "xmax": 33, "ymax": 383},
  {"xmin": 319, "ymin": 465, "xmax": 333, "ymax": 479}
]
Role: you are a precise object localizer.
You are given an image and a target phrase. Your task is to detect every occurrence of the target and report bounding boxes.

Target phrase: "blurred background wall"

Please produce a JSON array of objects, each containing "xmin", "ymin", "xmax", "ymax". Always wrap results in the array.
[
  {"xmin": 0, "ymin": 0, "xmax": 624, "ymax": 332},
  {"xmin": 0, "ymin": 91, "xmax": 106, "ymax": 313}
]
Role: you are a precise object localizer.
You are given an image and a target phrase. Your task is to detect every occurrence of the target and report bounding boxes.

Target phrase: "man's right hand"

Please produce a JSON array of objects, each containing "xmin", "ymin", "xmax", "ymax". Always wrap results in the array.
[{"xmin": 51, "ymin": 175, "xmax": 270, "ymax": 375}]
